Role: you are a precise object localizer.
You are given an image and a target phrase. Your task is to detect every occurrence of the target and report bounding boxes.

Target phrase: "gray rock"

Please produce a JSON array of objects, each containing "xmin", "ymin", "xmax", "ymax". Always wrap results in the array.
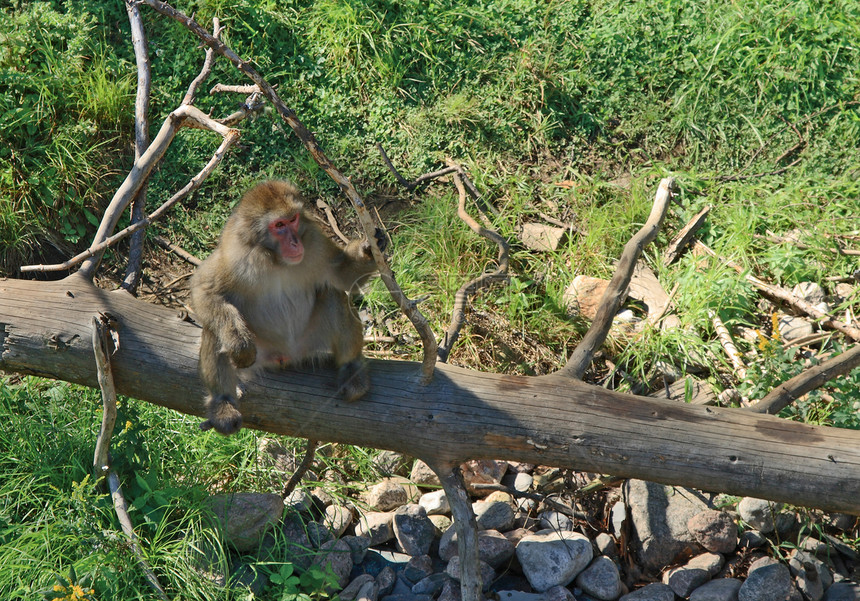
[
  {"xmin": 445, "ymin": 556, "xmax": 496, "ymax": 590},
  {"xmin": 393, "ymin": 504, "xmax": 436, "ymax": 556},
  {"xmin": 373, "ymin": 450, "xmax": 411, "ymax": 476},
  {"xmin": 496, "ymin": 592, "xmax": 544, "ymax": 601},
  {"xmin": 356, "ymin": 512, "xmax": 395, "ymax": 546},
  {"xmin": 403, "ymin": 555, "xmax": 434, "ymax": 584},
  {"xmin": 313, "ymin": 539, "xmax": 353, "ymax": 591},
  {"xmin": 789, "ymin": 549, "xmax": 833, "ymax": 601},
  {"xmin": 823, "ymin": 582, "xmax": 860, "ymax": 601},
  {"xmin": 663, "ymin": 566, "xmax": 710, "ymax": 598},
  {"xmin": 595, "ymin": 533, "xmax": 619, "ymax": 558},
  {"xmin": 624, "ymin": 480, "xmax": 708, "ymax": 573},
  {"xmin": 575, "ymin": 556, "xmax": 622, "ymax": 600},
  {"xmin": 689, "ymin": 578, "xmax": 742, "ymax": 601},
  {"xmin": 206, "ymin": 492, "xmax": 283, "ymax": 553},
  {"xmin": 438, "ymin": 578, "xmax": 462, "ymax": 601},
  {"xmin": 739, "ymin": 530, "xmax": 767, "ymax": 549},
  {"xmin": 619, "ymin": 582, "xmax": 675, "ymax": 601},
  {"xmin": 276, "ymin": 514, "xmax": 315, "ymax": 569},
  {"xmin": 324, "ymin": 504, "xmax": 353, "ymax": 537},
  {"xmin": 688, "ymin": 510, "xmax": 739, "ymax": 553},
  {"xmin": 412, "ymin": 573, "xmax": 452, "ymax": 596},
  {"xmin": 438, "ymin": 527, "xmax": 514, "ymax": 568},
  {"xmin": 737, "ymin": 498, "xmax": 782, "ymax": 534},
  {"xmin": 473, "ymin": 499, "xmax": 515, "ymax": 531},
  {"xmin": 538, "ymin": 510, "xmax": 573, "ymax": 531},
  {"xmin": 419, "ymin": 490, "xmax": 450, "ymax": 515},
  {"xmin": 307, "ymin": 520, "xmax": 334, "ymax": 547},
  {"xmin": 361, "ymin": 479, "xmax": 410, "ymax": 512},
  {"xmin": 284, "ymin": 489, "xmax": 314, "ymax": 513},
  {"xmin": 522, "ymin": 222, "xmax": 568, "ymax": 252},
  {"xmin": 777, "ymin": 314, "xmax": 814, "ymax": 342},
  {"xmin": 688, "ymin": 552, "xmax": 725, "ymax": 577},
  {"xmin": 356, "ymin": 579, "xmax": 379, "ymax": 601},
  {"xmin": 342, "ymin": 535, "xmax": 371, "ymax": 564},
  {"xmin": 376, "ymin": 565, "xmax": 397, "ymax": 596},
  {"xmin": 738, "ymin": 562, "xmax": 791, "ymax": 601},
  {"xmin": 341, "ymin": 575, "xmax": 376, "ymax": 601},
  {"xmin": 410, "ymin": 460, "xmax": 442, "ymax": 488},
  {"xmin": 792, "ymin": 282, "xmax": 826, "ymax": 304},
  {"xmin": 515, "ymin": 530, "xmax": 593, "ymax": 592},
  {"xmin": 826, "ymin": 513, "xmax": 857, "ymax": 532},
  {"xmin": 610, "ymin": 500, "xmax": 627, "ymax": 538},
  {"xmin": 229, "ymin": 562, "xmax": 268, "ymax": 595},
  {"xmin": 381, "ymin": 595, "xmax": 433, "ymax": 601},
  {"xmin": 544, "ymin": 586, "xmax": 576, "ymax": 601}
]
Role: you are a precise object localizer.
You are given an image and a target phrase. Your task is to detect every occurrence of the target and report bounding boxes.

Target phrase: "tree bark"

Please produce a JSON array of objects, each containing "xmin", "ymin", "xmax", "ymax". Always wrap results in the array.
[{"xmin": 2, "ymin": 274, "xmax": 859, "ymax": 514}]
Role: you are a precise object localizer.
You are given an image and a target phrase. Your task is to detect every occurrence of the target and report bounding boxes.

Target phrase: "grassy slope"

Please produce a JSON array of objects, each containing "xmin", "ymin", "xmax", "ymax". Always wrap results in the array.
[{"xmin": 1, "ymin": 0, "xmax": 859, "ymax": 597}]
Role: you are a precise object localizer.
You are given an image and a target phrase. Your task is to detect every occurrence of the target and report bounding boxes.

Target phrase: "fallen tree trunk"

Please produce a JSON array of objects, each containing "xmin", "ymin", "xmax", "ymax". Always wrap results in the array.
[{"xmin": 2, "ymin": 274, "xmax": 859, "ymax": 514}]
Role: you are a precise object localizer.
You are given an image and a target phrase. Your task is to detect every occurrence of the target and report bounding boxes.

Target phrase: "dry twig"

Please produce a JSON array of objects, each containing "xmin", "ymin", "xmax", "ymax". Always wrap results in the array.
[
  {"xmin": 438, "ymin": 173, "xmax": 510, "ymax": 362},
  {"xmin": 92, "ymin": 315, "xmax": 169, "ymax": 600}
]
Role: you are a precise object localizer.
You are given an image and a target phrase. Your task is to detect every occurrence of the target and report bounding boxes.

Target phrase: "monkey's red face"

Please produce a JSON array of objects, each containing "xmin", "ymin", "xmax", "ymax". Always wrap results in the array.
[{"xmin": 268, "ymin": 214, "xmax": 304, "ymax": 264}]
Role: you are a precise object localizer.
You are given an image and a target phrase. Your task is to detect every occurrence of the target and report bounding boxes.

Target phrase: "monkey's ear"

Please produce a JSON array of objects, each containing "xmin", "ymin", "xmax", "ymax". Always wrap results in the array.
[{"xmin": 373, "ymin": 228, "xmax": 389, "ymax": 253}]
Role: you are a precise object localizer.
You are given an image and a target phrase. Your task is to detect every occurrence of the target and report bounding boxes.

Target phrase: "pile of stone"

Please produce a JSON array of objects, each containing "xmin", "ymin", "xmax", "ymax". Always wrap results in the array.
[{"xmin": 200, "ymin": 453, "xmax": 859, "ymax": 601}]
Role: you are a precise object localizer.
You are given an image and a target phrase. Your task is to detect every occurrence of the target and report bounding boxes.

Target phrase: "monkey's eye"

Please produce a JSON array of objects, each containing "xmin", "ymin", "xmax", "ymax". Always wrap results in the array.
[{"xmin": 271, "ymin": 214, "xmax": 299, "ymax": 232}]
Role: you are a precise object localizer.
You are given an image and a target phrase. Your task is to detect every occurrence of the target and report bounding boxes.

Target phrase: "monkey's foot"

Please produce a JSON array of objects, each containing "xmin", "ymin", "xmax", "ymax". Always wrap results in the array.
[
  {"xmin": 337, "ymin": 360, "xmax": 370, "ymax": 402},
  {"xmin": 202, "ymin": 394, "xmax": 243, "ymax": 435}
]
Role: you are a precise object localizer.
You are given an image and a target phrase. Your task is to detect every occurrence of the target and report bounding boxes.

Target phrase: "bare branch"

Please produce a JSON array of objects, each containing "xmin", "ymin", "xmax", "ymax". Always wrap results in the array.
[
  {"xmin": 427, "ymin": 461, "xmax": 482, "ymax": 601},
  {"xmin": 750, "ymin": 343, "xmax": 860, "ymax": 415},
  {"xmin": 558, "ymin": 177, "xmax": 675, "ymax": 379},
  {"xmin": 92, "ymin": 315, "xmax": 169, "ymax": 600},
  {"xmin": 438, "ymin": 172, "xmax": 510, "ymax": 363},
  {"xmin": 711, "ymin": 310, "xmax": 747, "ymax": 380},
  {"xmin": 182, "ymin": 18, "xmax": 223, "ymax": 106},
  {"xmin": 21, "ymin": 127, "xmax": 239, "ymax": 273},
  {"xmin": 210, "ymin": 83, "xmax": 262, "ymax": 95},
  {"xmin": 281, "ymin": 439, "xmax": 319, "ymax": 499},
  {"xmin": 152, "ymin": 235, "xmax": 201, "ymax": 266},
  {"xmin": 142, "ymin": 0, "xmax": 438, "ymax": 382},
  {"xmin": 122, "ymin": 0, "xmax": 152, "ymax": 294},
  {"xmin": 377, "ymin": 143, "xmax": 458, "ymax": 191}
]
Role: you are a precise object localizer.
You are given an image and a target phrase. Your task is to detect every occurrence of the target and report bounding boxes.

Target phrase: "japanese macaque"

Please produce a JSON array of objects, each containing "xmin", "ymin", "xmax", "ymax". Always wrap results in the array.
[{"xmin": 189, "ymin": 180, "xmax": 382, "ymax": 435}]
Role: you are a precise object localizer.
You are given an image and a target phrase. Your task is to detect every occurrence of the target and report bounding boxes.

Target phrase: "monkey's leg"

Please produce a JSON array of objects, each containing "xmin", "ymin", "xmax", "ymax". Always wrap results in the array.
[
  {"xmin": 312, "ymin": 290, "xmax": 369, "ymax": 401},
  {"xmin": 198, "ymin": 328, "xmax": 244, "ymax": 434}
]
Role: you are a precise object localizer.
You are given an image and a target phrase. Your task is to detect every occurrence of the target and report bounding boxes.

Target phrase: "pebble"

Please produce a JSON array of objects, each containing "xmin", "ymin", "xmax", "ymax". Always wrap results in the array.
[
  {"xmin": 737, "ymin": 498, "xmax": 781, "ymax": 533},
  {"xmin": 688, "ymin": 577, "xmax": 742, "ymax": 601},
  {"xmin": 619, "ymin": 582, "xmax": 675, "ymax": 601},
  {"xmin": 738, "ymin": 561, "xmax": 791, "ymax": 601},
  {"xmin": 515, "ymin": 530, "xmax": 593, "ymax": 592},
  {"xmin": 687, "ymin": 510, "xmax": 739, "ymax": 553},
  {"xmin": 575, "ymin": 555, "xmax": 622, "ymax": 600}
]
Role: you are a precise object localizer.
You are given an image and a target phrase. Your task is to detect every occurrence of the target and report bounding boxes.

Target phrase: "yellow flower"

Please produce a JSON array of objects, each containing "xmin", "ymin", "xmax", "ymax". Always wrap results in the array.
[
  {"xmin": 53, "ymin": 584, "xmax": 65, "ymax": 592},
  {"xmin": 771, "ymin": 312, "xmax": 781, "ymax": 342}
]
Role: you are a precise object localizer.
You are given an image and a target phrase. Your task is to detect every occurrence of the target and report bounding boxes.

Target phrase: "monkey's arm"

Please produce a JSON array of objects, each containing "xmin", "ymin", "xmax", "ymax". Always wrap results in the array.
[
  {"xmin": 189, "ymin": 259, "xmax": 257, "ymax": 368},
  {"xmin": 327, "ymin": 230, "xmax": 386, "ymax": 292}
]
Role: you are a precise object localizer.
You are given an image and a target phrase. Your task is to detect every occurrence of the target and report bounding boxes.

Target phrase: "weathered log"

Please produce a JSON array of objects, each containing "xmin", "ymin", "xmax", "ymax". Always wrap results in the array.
[{"xmin": 2, "ymin": 274, "xmax": 859, "ymax": 514}]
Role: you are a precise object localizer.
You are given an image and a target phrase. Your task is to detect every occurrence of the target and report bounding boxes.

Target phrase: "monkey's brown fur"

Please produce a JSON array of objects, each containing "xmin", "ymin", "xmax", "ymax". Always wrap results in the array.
[{"xmin": 190, "ymin": 181, "xmax": 380, "ymax": 435}]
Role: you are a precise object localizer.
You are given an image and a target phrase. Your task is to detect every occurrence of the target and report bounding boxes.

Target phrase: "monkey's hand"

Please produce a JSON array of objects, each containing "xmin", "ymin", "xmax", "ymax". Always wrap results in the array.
[
  {"xmin": 360, "ymin": 228, "xmax": 388, "ymax": 257},
  {"xmin": 201, "ymin": 394, "xmax": 243, "ymax": 435}
]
